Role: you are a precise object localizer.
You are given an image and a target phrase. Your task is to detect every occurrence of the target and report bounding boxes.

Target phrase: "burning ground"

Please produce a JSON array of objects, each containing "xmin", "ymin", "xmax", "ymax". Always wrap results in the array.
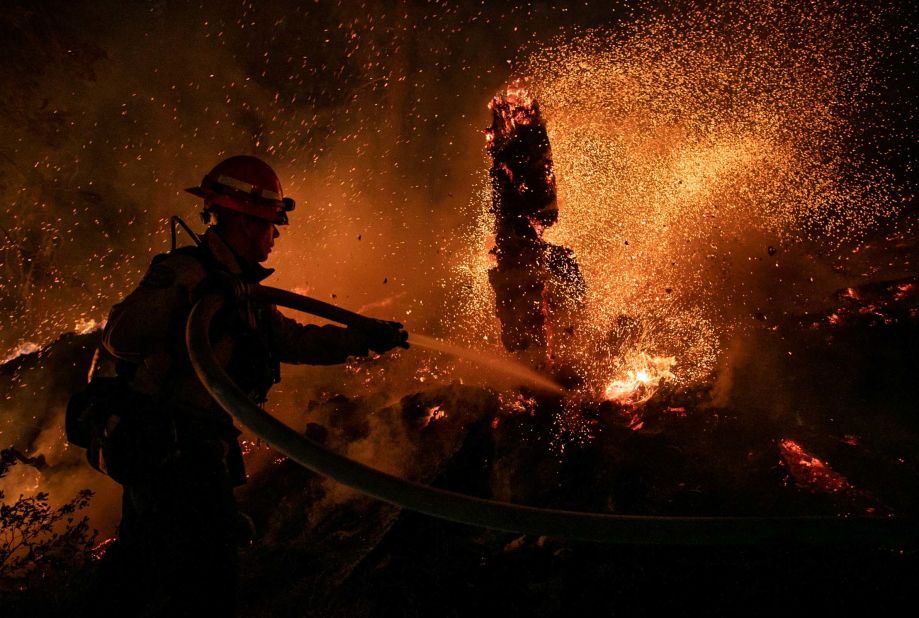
[{"xmin": 3, "ymin": 0, "xmax": 919, "ymax": 615}]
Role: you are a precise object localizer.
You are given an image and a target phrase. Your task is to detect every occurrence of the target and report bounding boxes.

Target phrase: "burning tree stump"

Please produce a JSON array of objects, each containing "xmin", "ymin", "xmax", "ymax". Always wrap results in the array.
[{"xmin": 486, "ymin": 86, "xmax": 584, "ymax": 366}]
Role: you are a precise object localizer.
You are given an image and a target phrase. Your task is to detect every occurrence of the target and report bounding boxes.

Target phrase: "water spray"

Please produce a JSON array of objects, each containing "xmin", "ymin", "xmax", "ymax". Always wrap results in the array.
[
  {"xmin": 245, "ymin": 284, "xmax": 564, "ymax": 394},
  {"xmin": 408, "ymin": 333, "xmax": 565, "ymax": 395}
]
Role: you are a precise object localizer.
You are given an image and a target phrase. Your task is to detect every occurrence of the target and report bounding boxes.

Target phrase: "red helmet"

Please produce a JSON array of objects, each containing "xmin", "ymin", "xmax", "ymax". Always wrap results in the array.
[{"xmin": 185, "ymin": 155, "xmax": 295, "ymax": 225}]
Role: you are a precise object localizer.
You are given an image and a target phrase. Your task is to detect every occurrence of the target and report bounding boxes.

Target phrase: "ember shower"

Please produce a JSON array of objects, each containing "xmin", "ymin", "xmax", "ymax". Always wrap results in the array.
[{"xmin": 455, "ymin": 1, "xmax": 907, "ymax": 405}]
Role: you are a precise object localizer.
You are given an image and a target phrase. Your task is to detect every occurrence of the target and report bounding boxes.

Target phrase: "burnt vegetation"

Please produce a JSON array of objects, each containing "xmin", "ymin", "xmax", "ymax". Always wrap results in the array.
[{"xmin": 0, "ymin": 450, "xmax": 97, "ymax": 613}]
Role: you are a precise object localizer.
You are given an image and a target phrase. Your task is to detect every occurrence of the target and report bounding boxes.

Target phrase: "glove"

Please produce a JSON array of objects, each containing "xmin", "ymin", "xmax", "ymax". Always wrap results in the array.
[{"xmin": 361, "ymin": 318, "xmax": 409, "ymax": 354}]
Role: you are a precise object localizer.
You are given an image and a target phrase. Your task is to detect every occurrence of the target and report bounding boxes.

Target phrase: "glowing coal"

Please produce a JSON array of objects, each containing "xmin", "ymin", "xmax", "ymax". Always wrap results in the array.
[{"xmin": 778, "ymin": 438, "xmax": 853, "ymax": 495}]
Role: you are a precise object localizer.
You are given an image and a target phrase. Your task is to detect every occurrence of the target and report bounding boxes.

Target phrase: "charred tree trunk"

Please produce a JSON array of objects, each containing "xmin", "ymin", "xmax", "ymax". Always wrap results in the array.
[{"xmin": 486, "ymin": 87, "xmax": 584, "ymax": 366}]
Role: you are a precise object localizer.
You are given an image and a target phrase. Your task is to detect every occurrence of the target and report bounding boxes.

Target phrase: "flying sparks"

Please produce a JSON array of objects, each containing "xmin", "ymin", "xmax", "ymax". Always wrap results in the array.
[{"xmin": 457, "ymin": 0, "xmax": 901, "ymax": 403}]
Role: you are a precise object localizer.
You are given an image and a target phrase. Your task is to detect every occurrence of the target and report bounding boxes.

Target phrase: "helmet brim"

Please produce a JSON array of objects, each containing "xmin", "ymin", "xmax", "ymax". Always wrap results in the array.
[
  {"xmin": 198, "ymin": 193, "xmax": 289, "ymax": 225},
  {"xmin": 185, "ymin": 186, "xmax": 212, "ymax": 198}
]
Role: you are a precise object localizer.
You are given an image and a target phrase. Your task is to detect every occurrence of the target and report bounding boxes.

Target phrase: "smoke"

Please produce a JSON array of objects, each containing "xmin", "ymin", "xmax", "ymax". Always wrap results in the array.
[{"xmin": 0, "ymin": 332, "xmax": 122, "ymax": 536}]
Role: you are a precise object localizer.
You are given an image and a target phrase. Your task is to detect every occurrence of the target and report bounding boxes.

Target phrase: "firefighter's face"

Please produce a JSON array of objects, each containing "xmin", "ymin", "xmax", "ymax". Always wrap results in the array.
[
  {"xmin": 244, "ymin": 216, "xmax": 280, "ymax": 262},
  {"xmin": 213, "ymin": 204, "xmax": 281, "ymax": 263}
]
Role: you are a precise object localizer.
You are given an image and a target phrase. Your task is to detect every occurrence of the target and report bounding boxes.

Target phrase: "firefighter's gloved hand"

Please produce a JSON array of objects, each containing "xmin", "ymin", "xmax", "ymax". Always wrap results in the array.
[{"xmin": 362, "ymin": 319, "xmax": 409, "ymax": 354}]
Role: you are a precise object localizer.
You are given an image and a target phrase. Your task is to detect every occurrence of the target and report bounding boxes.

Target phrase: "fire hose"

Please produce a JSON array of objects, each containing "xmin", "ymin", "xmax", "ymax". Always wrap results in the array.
[{"xmin": 186, "ymin": 285, "xmax": 918, "ymax": 546}]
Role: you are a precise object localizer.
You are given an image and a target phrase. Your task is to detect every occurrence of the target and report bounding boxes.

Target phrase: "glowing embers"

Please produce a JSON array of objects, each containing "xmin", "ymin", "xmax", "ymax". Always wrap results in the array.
[
  {"xmin": 498, "ymin": 391, "xmax": 539, "ymax": 417},
  {"xmin": 778, "ymin": 438, "xmax": 852, "ymax": 495},
  {"xmin": 825, "ymin": 276, "xmax": 919, "ymax": 328},
  {"xmin": 240, "ymin": 438, "xmax": 271, "ymax": 459},
  {"xmin": 485, "ymin": 83, "xmax": 539, "ymax": 153},
  {"xmin": 776, "ymin": 438, "xmax": 883, "ymax": 514},
  {"xmin": 91, "ymin": 537, "xmax": 116, "ymax": 561},
  {"xmin": 239, "ymin": 437, "xmax": 282, "ymax": 471}
]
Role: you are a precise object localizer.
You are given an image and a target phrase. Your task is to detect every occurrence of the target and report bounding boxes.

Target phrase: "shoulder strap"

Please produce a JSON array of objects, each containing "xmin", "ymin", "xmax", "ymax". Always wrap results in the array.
[{"xmin": 170, "ymin": 243, "xmax": 225, "ymax": 275}]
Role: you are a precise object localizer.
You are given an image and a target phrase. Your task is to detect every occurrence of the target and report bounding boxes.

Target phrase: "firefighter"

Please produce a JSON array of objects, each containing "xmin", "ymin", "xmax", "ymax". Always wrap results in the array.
[{"xmin": 96, "ymin": 155, "xmax": 407, "ymax": 615}]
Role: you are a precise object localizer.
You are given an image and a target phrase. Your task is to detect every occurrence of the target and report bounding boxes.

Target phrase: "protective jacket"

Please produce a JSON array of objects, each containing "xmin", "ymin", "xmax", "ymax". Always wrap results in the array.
[{"xmin": 102, "ymin": 227, "xmax": 369, "ymax": 484}]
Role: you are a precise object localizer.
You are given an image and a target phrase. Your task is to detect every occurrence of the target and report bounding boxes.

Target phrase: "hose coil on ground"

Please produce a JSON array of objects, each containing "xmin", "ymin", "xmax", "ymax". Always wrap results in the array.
[{"xmin": 186, "ymin": 286, "xmax": 917, "ymax": 545}]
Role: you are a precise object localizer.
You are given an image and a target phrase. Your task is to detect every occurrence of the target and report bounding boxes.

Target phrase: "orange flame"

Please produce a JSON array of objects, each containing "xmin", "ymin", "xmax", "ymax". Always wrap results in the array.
[
  {"xmin": 603, "ymin": 352, "xmax": 676, "ymax": 406},
  {"xmin": 74, "ymin": 317, "xmax": 103, "ymax": 335}
]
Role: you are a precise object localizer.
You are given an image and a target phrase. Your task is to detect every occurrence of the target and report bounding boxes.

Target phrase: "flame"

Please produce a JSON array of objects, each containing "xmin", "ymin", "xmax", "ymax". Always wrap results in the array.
[
  {"xmin": 421, "ymin": 405, "xmax": 447, "ymax": 427},
  {"xmin": 505, "ymin": 84, "xmax": 533, "ymax": 107},
  {"xmin": 74, "ymin": 317, "xmax": 103, "ymax": 335},
  {"xmin": 603, "ymin": 352, "xmax": 676, "ymax": 406},
  {"xmin": 0, "ymin": 319, "xmax": 103, "ymax": 365},
  {"xmin": 486, "ymin": 82, "xmax": 540, "ymax": 150},
  {"xmin": 1, "ymin": 341, "xmax": 40, "ymax": 365}
]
